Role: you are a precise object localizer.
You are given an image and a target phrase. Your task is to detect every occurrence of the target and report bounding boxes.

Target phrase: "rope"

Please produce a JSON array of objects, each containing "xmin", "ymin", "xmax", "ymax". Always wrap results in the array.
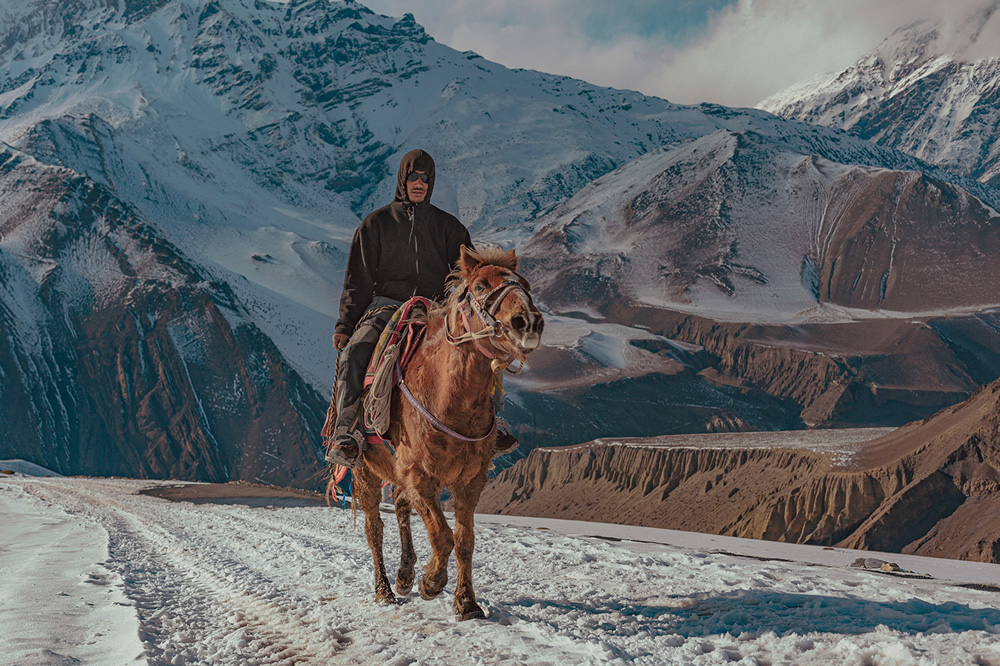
[
  {"xmin": 445, "ymin": 306, "xmax": 498, "ymax": 345},
  {"xmin": 363, "ymin": 341, "xmax": 400, "ymax": 436},
  {"xmin": 445, "ymin": 287, "xmax": 528, "ymax": 376}
]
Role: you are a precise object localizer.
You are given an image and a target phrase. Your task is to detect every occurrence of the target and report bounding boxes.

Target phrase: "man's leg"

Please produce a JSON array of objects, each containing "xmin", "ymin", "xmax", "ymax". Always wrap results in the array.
[{"xmin": 326, "ymin": 308, "xmax": 394, "ymax": 467}]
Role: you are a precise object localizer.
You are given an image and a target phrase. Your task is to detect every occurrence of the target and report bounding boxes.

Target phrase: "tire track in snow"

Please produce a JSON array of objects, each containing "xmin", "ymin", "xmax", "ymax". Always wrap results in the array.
[
  {"xmin": 15, "ymin": 477, "xmax": 1000, "ymax": 664},
  {"xmin": 22, "ymin": 480, "xmax": 349, "ymax": 665},
  {"xmin": 24, "ymin": 479, "xmax": 606, "ymax": 664}
]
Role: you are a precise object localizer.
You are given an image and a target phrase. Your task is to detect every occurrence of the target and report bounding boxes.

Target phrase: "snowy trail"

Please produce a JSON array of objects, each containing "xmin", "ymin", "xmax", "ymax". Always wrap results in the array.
[{"xmin": 4, "ymin": 476, "xmax": 1000, "ymax": 665}]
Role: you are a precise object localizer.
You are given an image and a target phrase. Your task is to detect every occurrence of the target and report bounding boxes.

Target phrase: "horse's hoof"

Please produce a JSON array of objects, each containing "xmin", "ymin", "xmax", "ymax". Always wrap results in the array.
[
  {"xmin": 455, "ymin": 604, "xmax": 486, "ymax": 621},
  {"xmin": 418, "ymin": 576, "xmax": 442, "ymax": 600},
  {"xmin": 375, "ymin": 591, "xmax": 398, "ymax": 606},
  {"xmin": 395, "ymin": 577, "xmax": 413, "ymax": 596}
]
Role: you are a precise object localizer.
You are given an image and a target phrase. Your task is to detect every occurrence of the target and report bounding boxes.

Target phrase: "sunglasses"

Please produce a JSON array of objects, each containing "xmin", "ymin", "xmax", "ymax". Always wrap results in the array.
[{"xmin": 407, "ymin": 172, "xmax": 429, "ymax": 183}]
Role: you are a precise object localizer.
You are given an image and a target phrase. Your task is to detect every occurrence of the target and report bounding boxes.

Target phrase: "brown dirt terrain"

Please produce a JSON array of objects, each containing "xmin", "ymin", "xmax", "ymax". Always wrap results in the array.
[
  {"xmin": 480, "ymin": 378, "xmax": 1000, "ymax": 563},
  {"xmin": 141, "ymin": 481, "xmax": 328, "ymax": 508}
]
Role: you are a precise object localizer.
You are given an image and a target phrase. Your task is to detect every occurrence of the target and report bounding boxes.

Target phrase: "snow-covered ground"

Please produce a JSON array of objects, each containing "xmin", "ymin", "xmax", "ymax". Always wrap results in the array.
[{"xmin": 3, "ymin": 464, "xmax": 1000, "ymax": 665}]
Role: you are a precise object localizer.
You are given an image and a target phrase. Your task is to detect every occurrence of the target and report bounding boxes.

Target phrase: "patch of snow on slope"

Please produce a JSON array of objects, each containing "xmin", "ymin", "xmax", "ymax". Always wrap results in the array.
[
  {"xmin": 541, "ymin": 312, "xmax": 690, "ymax": 370},
  {"xmin": 0, "ymin": 459, "xmax": 61, "ymax": 477},
  {"xmin": 572, "ymin": 428, "xmax": 897, "ymax": 467}
]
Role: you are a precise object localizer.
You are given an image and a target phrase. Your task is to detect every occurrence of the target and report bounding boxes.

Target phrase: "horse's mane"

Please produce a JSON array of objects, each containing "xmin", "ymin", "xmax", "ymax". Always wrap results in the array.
[
  {"xmin": 434, "ymin": 246, "xmax": 518, "ymax": 317},
  {"xmin": 466, "ymin": 246, "xmax": 518, "ymax": 272}
]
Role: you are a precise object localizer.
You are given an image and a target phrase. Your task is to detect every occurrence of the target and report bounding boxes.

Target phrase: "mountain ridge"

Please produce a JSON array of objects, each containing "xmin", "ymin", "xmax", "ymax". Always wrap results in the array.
[
  {"xmin": 0, "ymin": 144, "xmax": 326, "ymax": 485},
  {"xmin": 759, "ymin": 11, "xmax": 1000, "ymax": 188}
]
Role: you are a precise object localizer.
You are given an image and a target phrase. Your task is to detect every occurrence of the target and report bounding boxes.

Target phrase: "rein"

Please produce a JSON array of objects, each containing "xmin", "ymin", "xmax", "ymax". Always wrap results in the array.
[
  {"xmin": 387, "ymin": 273, "xmax": 531, "ymax": 442},
  {"xmin": 395, "ymin": 362, "xmax": 496, "ymax": 442}
]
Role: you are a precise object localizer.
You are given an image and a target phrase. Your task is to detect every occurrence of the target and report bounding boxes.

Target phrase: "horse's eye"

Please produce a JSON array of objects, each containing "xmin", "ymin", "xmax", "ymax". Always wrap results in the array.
[{"xmin": 473, "ymin": 283, "xmax": 486, "ymax": 294}]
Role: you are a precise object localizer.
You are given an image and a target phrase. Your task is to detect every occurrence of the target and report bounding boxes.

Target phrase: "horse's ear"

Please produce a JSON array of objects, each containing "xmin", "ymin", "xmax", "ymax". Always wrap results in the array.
[
  {"xmin": 503, "ymin": 249, "xmax": 518, "ymax": 272},
  {"xmin": 459, "ymin": 245, "xmax": 482, "ymax": 276}
]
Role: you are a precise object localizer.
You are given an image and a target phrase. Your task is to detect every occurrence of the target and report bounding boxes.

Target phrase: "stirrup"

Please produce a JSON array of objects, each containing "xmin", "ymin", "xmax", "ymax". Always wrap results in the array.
[
  {"xmin": 493, "ymin": 417, "xmax": 519, "ymax": 456},
  {"xmin": 325, "ymin": 431, "xmax": 365, "ymax": 469}
]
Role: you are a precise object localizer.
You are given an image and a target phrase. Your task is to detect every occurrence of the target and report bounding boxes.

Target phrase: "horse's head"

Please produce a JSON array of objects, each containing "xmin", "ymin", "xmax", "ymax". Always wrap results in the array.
[{"xmin": 456, "ymin": 246, "xmax": 544, "ymax": 359}]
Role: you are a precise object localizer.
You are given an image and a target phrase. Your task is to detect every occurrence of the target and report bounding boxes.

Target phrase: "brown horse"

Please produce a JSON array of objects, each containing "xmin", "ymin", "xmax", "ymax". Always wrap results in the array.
[{"xmin": 347, "ymin": 246, "xmax": 543, "ymax": 620}]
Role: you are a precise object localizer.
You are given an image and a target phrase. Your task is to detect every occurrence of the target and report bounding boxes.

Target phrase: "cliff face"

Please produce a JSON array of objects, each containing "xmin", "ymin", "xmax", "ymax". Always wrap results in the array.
[
  {"xmin": 481, "ymin": 381, "xmax": 1000, "ymax": 563},
  {"xmin": 595, "ymin": 302, "xmax": 998, "ymax": 430},
  {"xmin": 0, "ymin": 148, "xmax": 327, "ymax": 488}
]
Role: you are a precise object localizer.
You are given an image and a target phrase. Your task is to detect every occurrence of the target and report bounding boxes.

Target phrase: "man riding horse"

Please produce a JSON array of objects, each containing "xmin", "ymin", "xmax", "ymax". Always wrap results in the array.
[{"xmin": 326, "ymin": 148, "xmax": 516, "ymax": 468}]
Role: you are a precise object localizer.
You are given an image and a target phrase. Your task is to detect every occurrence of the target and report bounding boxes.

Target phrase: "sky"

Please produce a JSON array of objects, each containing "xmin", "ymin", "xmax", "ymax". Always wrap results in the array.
[{"xmin": 362, "ymin": 0, "xmax": 1000, "ymax": 107}]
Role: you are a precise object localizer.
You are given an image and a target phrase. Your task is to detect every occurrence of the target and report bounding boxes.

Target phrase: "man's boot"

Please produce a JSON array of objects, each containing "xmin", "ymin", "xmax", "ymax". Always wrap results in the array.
[
  {"xmin": 326, "ymin": 430, "xmax": 365, "ymax": 468},
  {"xmin": 493, "ymin": 417, "xmax": 518, "ymax": 457}
]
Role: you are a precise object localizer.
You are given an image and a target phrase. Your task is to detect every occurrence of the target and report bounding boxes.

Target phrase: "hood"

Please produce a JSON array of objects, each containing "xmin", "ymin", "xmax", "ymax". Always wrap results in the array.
[{"xmin": 393, "ymin": 149, "xmax": 436, "ymax": 204}]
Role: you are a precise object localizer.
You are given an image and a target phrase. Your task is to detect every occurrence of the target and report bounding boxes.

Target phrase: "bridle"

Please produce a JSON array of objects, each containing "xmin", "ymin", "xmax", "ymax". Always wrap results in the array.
[
  {"xmin": 393, "ymin": 271, "xmax": 535, "ymax": 443},
  {"xmin": 446, "ymin": 274, "xmax": 533, "ymax": 374}
]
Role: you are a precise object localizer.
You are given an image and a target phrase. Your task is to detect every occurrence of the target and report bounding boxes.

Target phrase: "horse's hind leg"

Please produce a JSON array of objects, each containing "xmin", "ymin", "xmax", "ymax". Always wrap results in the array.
[
  {"xmin": 411, "ymin": 476, "xmax": 453, "ymax": 600},
  {"xmin": 451, "ymin": 472, "xmax": 488, "ymax": 620},
  {"xmin": 394, "ymin": 493, "xmax": 417, "ymax": 596},
  {"xmin": 354, "ymin": 464, "xmax": 396, "ymax": 605}
]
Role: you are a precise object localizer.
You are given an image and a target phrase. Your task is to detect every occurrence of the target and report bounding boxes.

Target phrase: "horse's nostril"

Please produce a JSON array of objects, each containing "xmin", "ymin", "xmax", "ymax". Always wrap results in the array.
[
  {"xmin": 534, "ymin": 318, "xmax": 544, "ymax": 334},
  {"xmin": 511, "ymin": 315, "xmax": 527, "ymax": 332}
]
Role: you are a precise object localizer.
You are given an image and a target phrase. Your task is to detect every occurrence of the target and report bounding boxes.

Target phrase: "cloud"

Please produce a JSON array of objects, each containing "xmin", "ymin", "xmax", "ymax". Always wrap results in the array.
[{"xmin": 361, "ymin": 0, "xmax": 999, "ymax": 107}]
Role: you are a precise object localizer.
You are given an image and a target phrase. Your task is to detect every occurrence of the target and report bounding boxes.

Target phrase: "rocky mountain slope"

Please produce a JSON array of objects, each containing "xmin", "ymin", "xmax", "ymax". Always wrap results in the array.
[
  {"xmin": 523, "ymin": 129, "xmax": 1000, "ymax": 320},
  {"xmin": 759, "ymin": 7, "xmax": 1000, "ymax": 188},
  {"xmin": 481, "ymin": 374, "xmax": 1000, "ymax": 563},
  {"xmin": 4, "ymin": 0, "xmax": 997, "ymax": 391},
  {"xmin": 514, "ymin": 126, "xmax": 1000, "ymax": 435},
  {"xmin": 0, "ymin": 146, "xmax": 326, "ymax": 486}
]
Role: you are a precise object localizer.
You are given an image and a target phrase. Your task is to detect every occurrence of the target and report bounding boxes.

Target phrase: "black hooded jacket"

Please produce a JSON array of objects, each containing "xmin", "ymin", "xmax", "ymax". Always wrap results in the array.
[{"xmin": 335, "ymin": 149, "xmax": 472, "ymax": 336}]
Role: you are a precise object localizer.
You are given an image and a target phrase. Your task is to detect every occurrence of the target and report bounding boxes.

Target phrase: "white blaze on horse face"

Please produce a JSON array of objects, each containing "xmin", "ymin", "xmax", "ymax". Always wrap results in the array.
[
  {"xmin": 520, "ymin": 309, "xmax": 542, "ymax": 350},
  {"xmin": 504, "ymin": 294, "xmax": 542, "ymax": 352}
]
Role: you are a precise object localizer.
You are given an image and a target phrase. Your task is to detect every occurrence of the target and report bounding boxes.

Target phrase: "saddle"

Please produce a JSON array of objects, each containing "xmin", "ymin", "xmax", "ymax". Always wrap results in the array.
[
  {"xmin": 319, "ymin": 297, "xmax": 430, "ymax": 445},
  {"xmin": 362, "ymin": 297, "xmax": 430, "ymax": 437}
]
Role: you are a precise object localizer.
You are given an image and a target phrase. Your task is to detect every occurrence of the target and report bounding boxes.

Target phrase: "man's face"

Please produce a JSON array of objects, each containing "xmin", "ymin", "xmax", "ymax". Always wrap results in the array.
[{"xmin": 406, "ymin": 170, "xmax": 429, "ymax": 203}]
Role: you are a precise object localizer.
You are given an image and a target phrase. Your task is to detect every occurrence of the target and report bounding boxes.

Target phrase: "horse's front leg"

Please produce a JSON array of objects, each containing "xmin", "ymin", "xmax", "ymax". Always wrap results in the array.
[
  {"xmin": 354, "ymin": 465, "xmax": 396, "ymax": 605},
  {"xmin": 410, "ymin": 476, "xmax": 453, "ymax": 600},
  {"xmin": 451, "ymin": 471, "xmax": 488, "ymax": 620},
  {"xmin": 394, "ymin": 493, "xmax": 417, "ymax": 596}
]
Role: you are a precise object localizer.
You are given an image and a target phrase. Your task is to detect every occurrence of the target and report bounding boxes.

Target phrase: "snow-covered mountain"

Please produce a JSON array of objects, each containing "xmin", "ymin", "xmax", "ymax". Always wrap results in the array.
[
  {"xmin": 759, "ymin": 6, "xmax": 1000, "ymax": 188},
  {"xmin": 515, "ymin": 125, "xmax": 1000, "ymax": 433},
  {"xmin": 523, "ymin": 128, "xmax": 1000, "ymax": 322},
  {"xmin": 0, "ymin": 145, "xmax": 325, "ymax": 485},
  {"xmin": 4, "ymin": 0, "xmax": 995, "ymax": 379},
  {"xmin": 6, "ymin": 0, "xmax": 1000, "ymax": 481}
]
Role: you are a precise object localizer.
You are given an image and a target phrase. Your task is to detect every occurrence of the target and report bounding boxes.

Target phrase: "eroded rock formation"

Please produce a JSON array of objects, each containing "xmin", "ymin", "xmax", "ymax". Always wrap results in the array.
[{"xmin": 481, "ymin": 380, "xmax": 1000, "ymax": 563}]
